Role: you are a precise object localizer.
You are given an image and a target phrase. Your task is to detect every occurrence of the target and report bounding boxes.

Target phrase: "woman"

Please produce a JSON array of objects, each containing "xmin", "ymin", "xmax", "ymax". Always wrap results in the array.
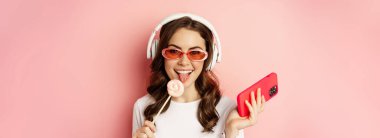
[{"xmin": 132, "ymin": 13, "xmax": 265, "ymax": 138}]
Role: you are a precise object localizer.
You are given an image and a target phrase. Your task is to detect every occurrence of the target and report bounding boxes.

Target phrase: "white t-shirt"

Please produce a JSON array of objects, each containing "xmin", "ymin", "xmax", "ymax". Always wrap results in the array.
[{"xmin": 132, "ymin": 94, "xmax": 244, "ymax": 138}]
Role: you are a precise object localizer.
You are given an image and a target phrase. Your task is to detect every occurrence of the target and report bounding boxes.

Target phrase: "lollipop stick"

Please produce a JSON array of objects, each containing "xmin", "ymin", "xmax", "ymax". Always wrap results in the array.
[{"xmin": 152, "ymin": 95, "xmax": 171, "ymax": 124}]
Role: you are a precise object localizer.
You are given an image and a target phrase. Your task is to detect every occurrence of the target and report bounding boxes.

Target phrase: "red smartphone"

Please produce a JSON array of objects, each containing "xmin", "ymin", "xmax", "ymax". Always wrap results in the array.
[{"xmin": 237, "ymin": 72, "xmax": 278, "ymax": 117}]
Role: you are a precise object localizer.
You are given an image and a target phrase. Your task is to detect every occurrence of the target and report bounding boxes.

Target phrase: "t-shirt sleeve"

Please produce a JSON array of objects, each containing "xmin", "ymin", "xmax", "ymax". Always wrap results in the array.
[
  {"xmin": 221, "ymin": 129, "xmax": 244, "ymax": 138},
  {"xmin": 132, "ymin": 100, "xmax": 143, "ymax": 135},
  {"xmin": 236, "ymin": 129, "xmax": 244, "ymax": 138},
  {"xmin": 222, "ymin": 97, "xmax": 244, "ymax": 138}
]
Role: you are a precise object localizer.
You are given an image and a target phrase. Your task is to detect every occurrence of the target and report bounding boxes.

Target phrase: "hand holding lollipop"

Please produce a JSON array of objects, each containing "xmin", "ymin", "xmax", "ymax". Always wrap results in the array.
[{"xmin": 152, "ymin": 79, "xmax": 184, "ymax": 123}]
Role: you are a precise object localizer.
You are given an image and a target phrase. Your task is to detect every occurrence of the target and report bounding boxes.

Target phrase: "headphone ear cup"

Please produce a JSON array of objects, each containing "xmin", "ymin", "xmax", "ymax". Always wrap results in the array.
[
  {"xmin": 212, "ymin": 43, "xmax": 218, "ymax": 70},
  {"xmin": 206, "ymin": 62, "xmax": 211, "ymax": 71},
  {"xmin": 151, "ymin": 39, "xmax": 159, "ymax": 59},
  {"xmin": 206, "ymin": 43, "xmax": 218, "ymax": 71}
]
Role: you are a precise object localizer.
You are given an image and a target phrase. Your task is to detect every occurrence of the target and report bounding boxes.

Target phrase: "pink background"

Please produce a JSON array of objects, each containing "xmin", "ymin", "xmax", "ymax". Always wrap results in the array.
[{"xmin": 1, "ymin": 0, "xmax": 379, "ymax": 138}]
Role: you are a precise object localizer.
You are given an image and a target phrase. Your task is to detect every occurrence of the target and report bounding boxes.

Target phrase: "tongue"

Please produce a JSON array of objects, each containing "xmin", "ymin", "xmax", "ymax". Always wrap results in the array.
[{"xmin": 178, "ymin": 73, "xmax": 190, "ymax": 83}]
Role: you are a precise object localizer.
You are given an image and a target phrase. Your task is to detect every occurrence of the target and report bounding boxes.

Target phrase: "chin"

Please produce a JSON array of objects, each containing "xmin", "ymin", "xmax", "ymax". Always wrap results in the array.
[{"xmin": 182, "ymin": 80, "xmax": 195, "ymax": 88}]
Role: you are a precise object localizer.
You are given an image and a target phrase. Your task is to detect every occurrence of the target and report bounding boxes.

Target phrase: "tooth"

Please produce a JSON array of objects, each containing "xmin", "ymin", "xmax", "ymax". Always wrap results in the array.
[{"xmin": 177, "ymin": 70, "xmax": 192, "ymax": 74}]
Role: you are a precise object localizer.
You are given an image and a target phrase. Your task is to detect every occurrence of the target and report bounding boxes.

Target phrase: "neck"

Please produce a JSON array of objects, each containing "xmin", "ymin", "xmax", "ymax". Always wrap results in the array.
[{"xmin": 171, "ymin": 83, "xmax": 200, "ymax": 103}]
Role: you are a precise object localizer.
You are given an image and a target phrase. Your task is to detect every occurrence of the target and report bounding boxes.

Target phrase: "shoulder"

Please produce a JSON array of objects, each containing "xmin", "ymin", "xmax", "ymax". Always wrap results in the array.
[
  {"xmin": 216, "ymin": 96, "xmax": 237, "ymax": 116},
  {"xmin": 133, "ymin": 94, "xmax": 156, "ymax": 111},
  {"xmin": 132, "ymin": 94, "xmax": 155, "ymax": 133},
  {"xmin": 217, "ymin": 96, "xmax": 236, "ymax": 108}
]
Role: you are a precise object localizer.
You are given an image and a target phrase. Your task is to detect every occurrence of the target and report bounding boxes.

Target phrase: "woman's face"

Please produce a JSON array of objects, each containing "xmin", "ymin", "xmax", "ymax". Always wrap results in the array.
[{"xmin": 164, "ymin": 28, "xmax": 207, "ymax": 88}]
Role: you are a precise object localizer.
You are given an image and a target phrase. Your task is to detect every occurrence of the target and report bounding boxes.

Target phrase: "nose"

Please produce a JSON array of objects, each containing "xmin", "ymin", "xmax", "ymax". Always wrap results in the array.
[{"xmin": 178, "ymin": 53, "xmax": 191, "ymax": 66}]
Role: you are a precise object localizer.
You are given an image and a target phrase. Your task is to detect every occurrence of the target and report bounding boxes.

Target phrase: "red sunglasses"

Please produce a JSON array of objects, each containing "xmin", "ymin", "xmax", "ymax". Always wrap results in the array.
[{"xmin": 161, "ymin": 48, "xmax": 208, "ymax": 61}]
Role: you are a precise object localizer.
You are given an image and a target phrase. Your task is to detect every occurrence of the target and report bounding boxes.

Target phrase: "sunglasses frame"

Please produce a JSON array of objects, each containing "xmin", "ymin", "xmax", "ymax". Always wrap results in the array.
[{"xmin": 161, "ymin": 48, "xmax": 208, "ymax": 61}]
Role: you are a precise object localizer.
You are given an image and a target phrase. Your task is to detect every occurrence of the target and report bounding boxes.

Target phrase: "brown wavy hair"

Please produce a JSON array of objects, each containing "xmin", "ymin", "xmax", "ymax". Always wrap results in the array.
[{"xmin": 144, "ymin": 16, "xmax": 222, "ymax": 132}]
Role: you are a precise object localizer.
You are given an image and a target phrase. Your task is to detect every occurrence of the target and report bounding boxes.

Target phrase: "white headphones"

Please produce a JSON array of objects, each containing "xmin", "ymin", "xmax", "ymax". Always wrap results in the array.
[{"xmin": 146, "ymin": 13, "xmax": 222, "ymax": 71}]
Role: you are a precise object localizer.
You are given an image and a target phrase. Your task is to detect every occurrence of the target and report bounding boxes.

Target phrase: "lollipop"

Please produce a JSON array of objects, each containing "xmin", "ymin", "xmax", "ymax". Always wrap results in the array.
[
  {"xmin": 152, "ymin": 79, "xmax": 184, "ymax": 123},
  {"xmin": 167, "ymin": 79, "xmax": 184, "ymax": 97}
]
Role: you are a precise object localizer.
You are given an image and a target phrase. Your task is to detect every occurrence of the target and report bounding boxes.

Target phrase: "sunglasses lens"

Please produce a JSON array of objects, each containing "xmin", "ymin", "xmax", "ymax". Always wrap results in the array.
[
  {"xmin": 163, "ymin": 49, "xmax": 182, "ymax": 59},
  {"xmin": 188, "ymin": 50, "xmax": 207, "ymax": 60},
  {"xmin": 162, "ymin": 48, "xmax": 208, "ymax": 61}
]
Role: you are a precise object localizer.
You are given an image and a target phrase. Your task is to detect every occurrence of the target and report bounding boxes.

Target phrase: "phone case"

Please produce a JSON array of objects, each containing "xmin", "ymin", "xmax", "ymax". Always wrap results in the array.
[{"xmin": 237, "ymin": 72, "xmax": 278, "ymax": 117}]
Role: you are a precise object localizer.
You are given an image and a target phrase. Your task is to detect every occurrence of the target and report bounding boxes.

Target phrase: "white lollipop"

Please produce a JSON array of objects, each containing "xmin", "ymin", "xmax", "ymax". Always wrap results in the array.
[
  {"xmin": 152, "ymin": 79, "xmax": 184, "ymax": 123},
  {"xmin": 167, "ymin": 79, "xmax": 184, "ymax": 97}
]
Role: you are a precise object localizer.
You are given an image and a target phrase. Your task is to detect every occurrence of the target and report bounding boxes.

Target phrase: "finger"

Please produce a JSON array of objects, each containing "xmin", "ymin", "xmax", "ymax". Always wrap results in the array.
[
  {"xmin": 245, "ymin": 100, "xmax": 256, "ymax": 119},
  {"xmin": 142, "ymin": 127, "xmax": 154, "ymax": 138},
  {"xmin": 260, "ymin": 95, "xmax": 265, "ymax": 112},
  {"xmin": 136, "ymin": 128, "xmax": 144, "ymax": 135},
  {"xmin": 245, "ymin": 100, "xmax": 254, "ymax": 114},
  {"xmin": 262, "ymin": 95, "xmax": 266, "ymax": 103},
  {"xmin": 257, "ymin": 88, "xmax": 262, "ymax": 108},
  {"xmin": 137, "ymin": 133, "xmax": 147, "ymax": 138},
  {"xmin": 251, "ymin": 91, "xmax": 257, "ymax": 111},
  {"xmin": 136, "ymin": 128, "xmax": 151, "ymax": 138},
  {"xmin": 246, "ymin": 100, "xmax": 257, "ymax": 125},
  {"xmin": 144, "ymin": 120, "xmax": 156, "ymax": 132}
]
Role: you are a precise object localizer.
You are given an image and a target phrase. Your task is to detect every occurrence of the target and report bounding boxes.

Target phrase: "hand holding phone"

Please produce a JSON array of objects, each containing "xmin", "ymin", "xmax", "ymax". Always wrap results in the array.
[{"xmin": 237, "ymin": 72, "xmax": 278, "ymax": 117}]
